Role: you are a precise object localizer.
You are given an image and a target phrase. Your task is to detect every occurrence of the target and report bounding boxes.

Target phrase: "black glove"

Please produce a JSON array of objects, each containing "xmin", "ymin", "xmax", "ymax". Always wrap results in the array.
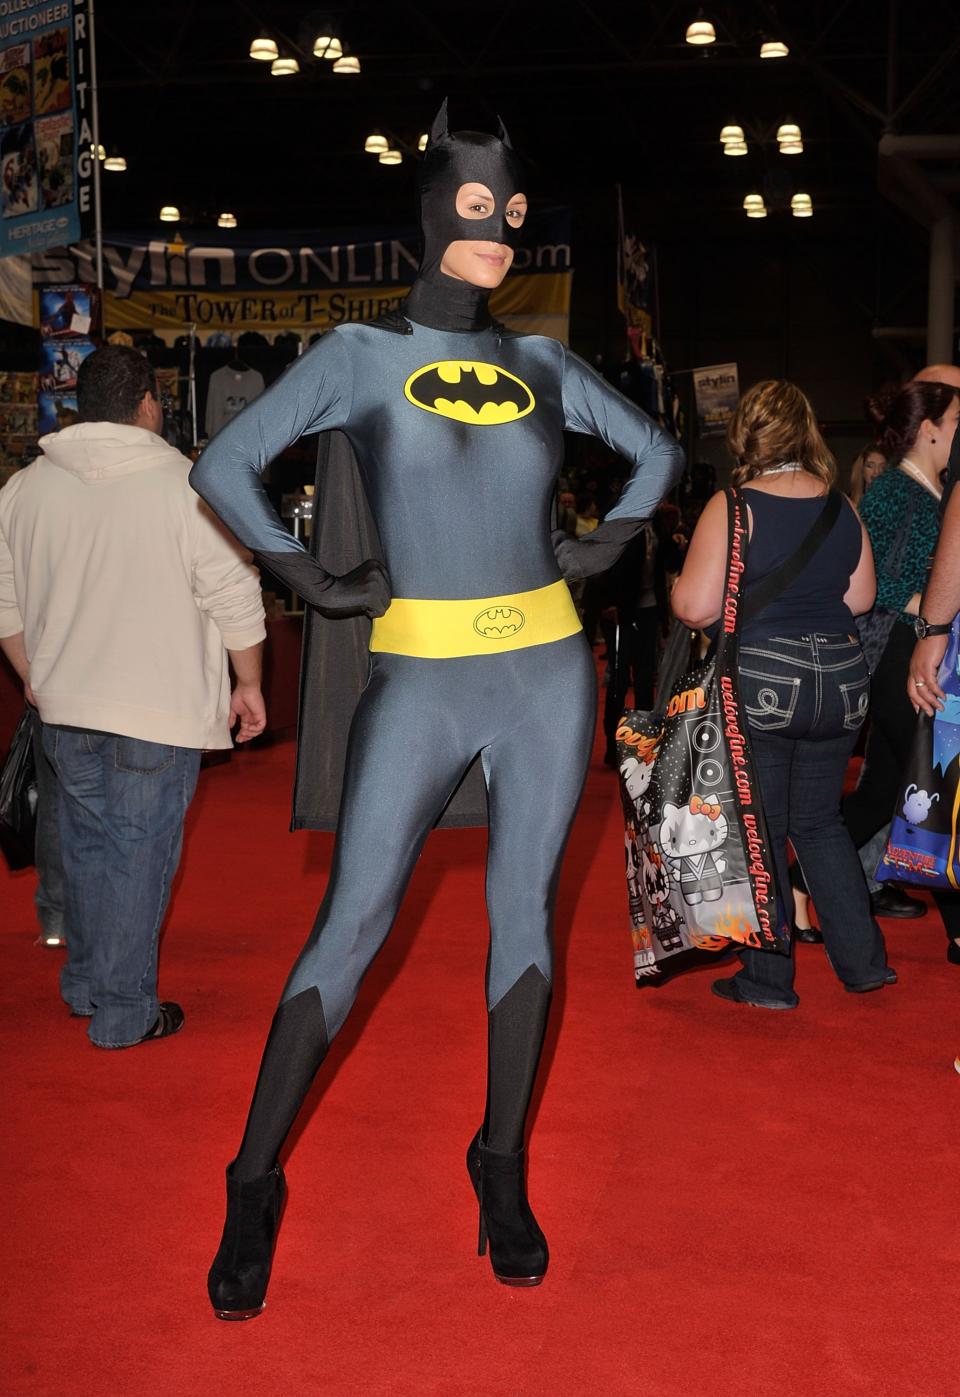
[
  {"xmin": 551, "ymin": 517, "xmax": 646, "ymax": 582},
  {"xmin": 256, "ymin": 550, "xmax": 391, "ymax": 618}
]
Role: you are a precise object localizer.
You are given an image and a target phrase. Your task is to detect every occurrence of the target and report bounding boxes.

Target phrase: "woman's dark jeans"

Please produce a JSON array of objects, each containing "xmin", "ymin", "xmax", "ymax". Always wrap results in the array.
[{"xmin": 731, "ymin": 632, "xmax": 889, "ymax": 1006}]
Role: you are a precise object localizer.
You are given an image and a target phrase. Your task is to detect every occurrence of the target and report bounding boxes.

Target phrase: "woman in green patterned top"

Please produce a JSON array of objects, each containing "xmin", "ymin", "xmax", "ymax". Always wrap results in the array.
[{"xmin": 844, "ymin": 378, "xmax": 960, "ymax": 948}]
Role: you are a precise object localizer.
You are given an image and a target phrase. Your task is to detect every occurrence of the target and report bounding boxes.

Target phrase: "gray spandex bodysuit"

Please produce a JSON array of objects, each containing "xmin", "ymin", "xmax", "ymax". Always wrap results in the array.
[{"xmin": 191, "ymin": 320, "xmax": 684, "ymax": 1035}]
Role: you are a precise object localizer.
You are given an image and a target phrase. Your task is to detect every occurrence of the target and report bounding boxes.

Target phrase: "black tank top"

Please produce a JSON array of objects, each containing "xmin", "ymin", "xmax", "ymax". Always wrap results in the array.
[{"xmin": 739, "ymin": 489, "xmax": 862, "ymax": 642}]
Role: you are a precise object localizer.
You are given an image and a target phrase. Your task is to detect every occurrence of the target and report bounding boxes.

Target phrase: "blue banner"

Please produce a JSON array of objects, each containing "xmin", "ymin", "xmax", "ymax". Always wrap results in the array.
[{"xmin": 0, "ymin": 0, "xmax": 92, "ymax": 259}]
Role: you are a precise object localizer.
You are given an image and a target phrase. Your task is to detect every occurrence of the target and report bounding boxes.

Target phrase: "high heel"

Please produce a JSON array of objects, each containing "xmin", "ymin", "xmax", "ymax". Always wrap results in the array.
[
  {"xmin": 207, "ymin": 1161, "xmax": 286, "ymax": 1320},
  {"xmin": 465, "ymin": 1131, "xmax": 548, "ymax": 1287}
]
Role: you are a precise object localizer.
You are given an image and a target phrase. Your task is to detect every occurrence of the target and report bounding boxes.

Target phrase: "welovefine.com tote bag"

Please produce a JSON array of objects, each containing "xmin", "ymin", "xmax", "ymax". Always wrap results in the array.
[
  {"xmin": 876, "ymin": 611, "xmax": 960, "ymax": 890},
  {"xmin": 617, "ymin": 488, "xmax": 789, "ymax": 982}
]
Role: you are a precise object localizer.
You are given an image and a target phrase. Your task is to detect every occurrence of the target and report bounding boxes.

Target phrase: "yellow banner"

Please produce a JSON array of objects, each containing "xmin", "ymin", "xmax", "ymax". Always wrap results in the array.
[{"xmin": 98, "ymin": 272, "xmax": 572, "ymax": 346}]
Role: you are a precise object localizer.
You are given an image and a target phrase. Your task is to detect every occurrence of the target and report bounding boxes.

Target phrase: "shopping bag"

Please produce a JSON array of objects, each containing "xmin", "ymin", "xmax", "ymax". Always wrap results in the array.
[
  {"xmin": 876, "ymin": 612, "xmax": 960, "ymax": 889},
  {"xmin": 617, "ymin": 489, "xmax": 789, "ymax": 983},
  {"xmin": 0, "ymin": 708, "xmax": 38, "ymax": 871}
]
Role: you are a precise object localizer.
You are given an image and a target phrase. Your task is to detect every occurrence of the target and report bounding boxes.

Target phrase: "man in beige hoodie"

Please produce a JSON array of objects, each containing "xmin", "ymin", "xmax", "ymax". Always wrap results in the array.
[{"xmin": 0, "ymin": 346, "xmax": 266, "ymax": 1048}]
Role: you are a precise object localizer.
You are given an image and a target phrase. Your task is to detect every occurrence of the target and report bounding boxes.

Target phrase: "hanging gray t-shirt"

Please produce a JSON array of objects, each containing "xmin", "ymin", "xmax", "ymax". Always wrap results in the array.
[{"xmin": 205, "ymin": 365, "xmax": 265, "ymax": 438}]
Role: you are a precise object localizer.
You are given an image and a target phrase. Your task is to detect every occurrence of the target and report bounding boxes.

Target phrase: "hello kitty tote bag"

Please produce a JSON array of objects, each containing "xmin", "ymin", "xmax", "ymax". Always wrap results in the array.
[
  {"xmin": 875, "ymin": 611, "xmax": 960, "ymax": 890},
  {"xmin": 617, "ymin": 488, "xmax": 790, "ymax": 982}
]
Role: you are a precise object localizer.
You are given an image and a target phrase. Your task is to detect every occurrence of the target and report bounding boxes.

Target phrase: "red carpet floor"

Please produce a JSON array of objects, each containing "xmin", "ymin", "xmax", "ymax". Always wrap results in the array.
[{"xmin": 3, "ymin": 721, "xmax": 960, "ymax": 1396}]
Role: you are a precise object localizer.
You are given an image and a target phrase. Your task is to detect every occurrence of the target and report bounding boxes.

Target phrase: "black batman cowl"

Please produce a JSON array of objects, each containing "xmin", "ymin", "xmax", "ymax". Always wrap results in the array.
[{"xmin": 403, "ymin": 99, "xmax": 527, "ymax": 334}]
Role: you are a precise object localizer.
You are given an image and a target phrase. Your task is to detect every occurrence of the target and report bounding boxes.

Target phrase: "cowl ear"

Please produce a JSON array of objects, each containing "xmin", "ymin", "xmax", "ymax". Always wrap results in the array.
[
  {"xmin": 497, "ymin": 115, "xmax": 514, "ymax": 149},
  {"xmin": 428, "ymin": 97, "xmax": 449, "ymax": 147}
]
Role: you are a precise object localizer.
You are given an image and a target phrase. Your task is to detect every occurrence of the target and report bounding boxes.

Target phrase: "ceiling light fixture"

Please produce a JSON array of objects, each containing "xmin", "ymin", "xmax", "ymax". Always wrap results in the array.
[
  {"xmin": 218, "ymin": 212, "xmax": 238, "ymax": 229},
  {"xmin": 776, "ymin": 121, "xmax": 801, "ymax": 144},
  {"xmin": 791, "ymin": 193, "xmax": 813, "ymax": 217},
  {"xmin": 378, "ymin": 148, "xmax": 402, "ymax": 166},
  {"xmin": 685, "ymin": 14, "xmax": 716, "ymax": 45},
  {"xmin": 746, "ymin": 207, "xmax": 768, "ymax": 218},
  {"xmin": 103, "ymin": 152, "xmax": 127, "ymax": 172},
  {"xmin": 364, "ymin": 131, "xmax": 388, "ymax": 154},
  {"xmin": 249, "ymin": 34, "xmax": 279, "ymax": 61},
  {"xmin": 760, "ymin": 39, "xmax": 789, "ymax": 59},
  {"xmin": 723, "ymin": 140, "xmax": 748, "ymax": 156},
  {"xmin": 418, "ymin": 132, "xmax": 429, "ymax": 152},
  {"xmin": 742, "ymin": 193, "xmax": 765, "ymax": 212},
  {"xmin": 720, "ymin": 123, "xmax": 744, "ymax": 144},
  {"xmin": 779, "ymin": 138, "xmax": 804, "ymax": 155},
  {"xmin": 314, "ymin": 33, "xmax": 343, "ymax": 60},
  {"xmin": 332, "ymin": 53, "xmax": 360, "ymax": 74},
  {"xmin": 89, "ymin": 142, "xmax": 105, "ymax": 160},
  {"xmin": 270, "ymin": 56, "xmax": 299, "ymax": 76},
  {"xmin": 159, "ymin": 205, "xmax": 180, "ymax": 222}
]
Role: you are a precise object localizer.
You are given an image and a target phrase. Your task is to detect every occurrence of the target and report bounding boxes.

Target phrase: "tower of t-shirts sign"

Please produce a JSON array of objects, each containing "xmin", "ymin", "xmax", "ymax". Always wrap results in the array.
[{"xmin": 0, "ymin": 0, "xmax": 93, "ymax": 259}]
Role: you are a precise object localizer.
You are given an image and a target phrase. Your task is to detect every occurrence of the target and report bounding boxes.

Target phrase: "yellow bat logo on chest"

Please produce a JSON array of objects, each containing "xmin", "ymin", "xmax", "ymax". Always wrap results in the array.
[
  {"xmin": 404, "ymin": 360, "xmax": 535, "ymax": 425},
  {"xmin": 473, "ymin": 606, "xmax": 526, "ymax": 638}
]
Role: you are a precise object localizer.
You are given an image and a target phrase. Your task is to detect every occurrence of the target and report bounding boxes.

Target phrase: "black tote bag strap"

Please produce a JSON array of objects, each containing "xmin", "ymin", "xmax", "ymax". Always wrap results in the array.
[
  {"xmin": 713, "ymin": 489, "xmax": 787, "ymax": 952},
  {"xmin": 740, "ymin": 489, "xmax": 843, "ymax": 626}
]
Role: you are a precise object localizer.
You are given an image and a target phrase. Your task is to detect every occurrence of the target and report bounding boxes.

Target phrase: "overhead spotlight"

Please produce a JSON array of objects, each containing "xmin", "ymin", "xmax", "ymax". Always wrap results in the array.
[
  {"xmin": 249, "ymin": 34, "xmax": 279, "ymax": 61},
  {"xmin": 332, "ymin": 53, "xmax": 360, "ymax": 74},
  {"xmin": 776, "ymin": 121, "xmax": 801, "ymax": 143},
  {"xmin": 746, "ymin": 206, "xmax": 768, "ymax": 219},
  {"xmin": 723, "ymin": 140, "xmax": 748, "ymax": 156},
  {"xmin": 103, "ymin": 151, "xmax": 126, "ymax": 172},
  {"xmin": 418, "ymin": 132, "xmax": 429, "ymax": 152},
  {"xmin": 364, "ymin": 130, "xmax": 389, "ymax": 154},
  {"xmin": 791, "ymin": 193, "xmax": 813, "ymax": 217},
  {"xmin": 218, "ymin": 212, "xmax": 238, "ymax": 229},
  {"xmin": 313, "ymin": 33, "xmax": 343, "ymax": 59},
  {"xmin": 742, "ymin": 194, "xmax": 765, "ymax": 213},
  {"xmin": 90, "ymin": 143, "xmax": 105, "ymax": 160},
  {"xmin": 378, "ymin": 148, "xmax": 402, "ymax": 165},
  {"xmin": 270, "ymin": 56, "xmax": 299, "ymax": 76},
  {"xmin": 159, "ymin": 205, "xmax": 180, "ymax": 222},
  {"xmin": 685, "ymin": 13, "xmax": 716, "ymax": 45},
  {"xmin": 779, "ymin": 139, "xmax": 804, "ymax": 155},
  {"xmin": 760, "ymin": 39, "xmax": 789, "ymax": 59},
  {"xmin": 720, "ymin": 123, "xmax": 744, "ymax": 144}
]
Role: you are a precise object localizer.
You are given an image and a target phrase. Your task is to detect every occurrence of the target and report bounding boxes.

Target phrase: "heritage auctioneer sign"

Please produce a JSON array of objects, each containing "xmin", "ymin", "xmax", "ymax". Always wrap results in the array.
[
  {"xmin": 0, "ymin": 0, "xmax": 93, "ymax": 257},
  {"xmin": 32, "ymin": 210, "xmax": 573, "ymax": 342}
]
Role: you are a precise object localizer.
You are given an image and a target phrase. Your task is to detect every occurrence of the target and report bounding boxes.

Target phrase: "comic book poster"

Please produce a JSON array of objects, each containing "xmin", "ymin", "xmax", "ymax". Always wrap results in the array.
[
  {"xmin": 0, "ymin": 3, "xmax": 89, "ymax": 257},
  {"xmin": 0, "ymin": 43, "xmax": 31, "ymax": 127},
  {"xmin": 32, "ymin": 28, "xmax": 71, "ymax": 117},
  {"xmin": 40, "ymin": 338, "xmax": 95, "ymax": 394},
  {"xmin": 1, "ymin": 121, "xmax": 38, "ymax": 219},
  {"xmin": 40, "ymin": 285, "xmax": 95, "ymax": 338},
  {"xmin": 35, "ymin": 111, "xmax": 73, "ymax": 208},
  {"xmin": 38, "ymin": 392, "xmax": 78, "ymax": 436}
]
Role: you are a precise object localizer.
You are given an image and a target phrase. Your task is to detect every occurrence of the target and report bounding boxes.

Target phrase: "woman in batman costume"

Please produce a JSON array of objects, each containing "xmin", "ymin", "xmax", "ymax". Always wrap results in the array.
[{"xmin": 192, "ymin": 102, "xmax": 685, "ymax": 1318}]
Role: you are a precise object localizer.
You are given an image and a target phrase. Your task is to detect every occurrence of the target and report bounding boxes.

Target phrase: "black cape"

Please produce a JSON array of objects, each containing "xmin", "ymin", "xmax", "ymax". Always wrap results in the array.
[{"xmin": 290, "ymin": 427, "xmax": 489, "ymax": 831}]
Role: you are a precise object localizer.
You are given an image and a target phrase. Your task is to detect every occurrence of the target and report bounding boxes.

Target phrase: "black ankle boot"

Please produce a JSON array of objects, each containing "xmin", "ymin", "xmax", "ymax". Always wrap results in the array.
[
  {"xmin": 466, "ymin": 1131, "xmax": 548, "ymax": 1287},
  {"xmin": 207, "ymin": 1162, "xmax": 286, "ymax": 1320}
]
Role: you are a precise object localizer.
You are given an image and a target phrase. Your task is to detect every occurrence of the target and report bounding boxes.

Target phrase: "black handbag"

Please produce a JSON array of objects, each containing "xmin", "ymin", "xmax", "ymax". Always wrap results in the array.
[{"xmin": 0, "ymin": 708, "xmax": 38, "ymax": 871}]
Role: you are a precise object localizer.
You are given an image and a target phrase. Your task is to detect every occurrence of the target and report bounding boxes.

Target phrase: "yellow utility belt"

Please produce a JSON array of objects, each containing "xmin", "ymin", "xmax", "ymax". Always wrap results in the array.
[{"xmin": 369, "ymin": 580, "xmax": 581, "ymax": 659}]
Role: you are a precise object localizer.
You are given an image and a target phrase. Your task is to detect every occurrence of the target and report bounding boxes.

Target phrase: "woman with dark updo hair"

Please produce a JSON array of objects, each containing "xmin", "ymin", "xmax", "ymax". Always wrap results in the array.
[{"xmin": 842, "ymin": 378, "xmax": 960, "ymax": 929}]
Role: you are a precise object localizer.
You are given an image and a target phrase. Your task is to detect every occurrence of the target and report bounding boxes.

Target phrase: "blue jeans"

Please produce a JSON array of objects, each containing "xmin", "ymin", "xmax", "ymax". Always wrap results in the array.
[
  {"xmin": 731, "ymin": 632, "xmax": 888, "ymax": 1006},
  {"xmin": 42, "ymin": 726, "xmax": 201, "ymax": 1047}
]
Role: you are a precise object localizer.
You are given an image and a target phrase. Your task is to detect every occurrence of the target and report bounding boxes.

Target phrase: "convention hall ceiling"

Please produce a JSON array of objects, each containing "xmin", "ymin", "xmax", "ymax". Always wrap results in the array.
[{"xmin": 95, "ymin": 1, "xmax": 958, "ymax": 235}]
